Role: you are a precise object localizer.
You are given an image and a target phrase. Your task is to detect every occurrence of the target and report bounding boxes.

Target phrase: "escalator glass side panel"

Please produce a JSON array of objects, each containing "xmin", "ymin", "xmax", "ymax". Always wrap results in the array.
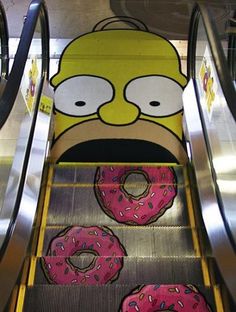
[
  {"xmin": 227, "ymin": 14, "xmax": 236, "ymax": 83},
  {"xmin": 0, "ymin": 18, "xmax": 43, "ymax": 251},
  {"xmin": 0, "ymin": 0, "xmax": 49, "ymax": 130},
  {"xmin": 211, "ymin": 5, "xmax": 236, "ymax": 83}
]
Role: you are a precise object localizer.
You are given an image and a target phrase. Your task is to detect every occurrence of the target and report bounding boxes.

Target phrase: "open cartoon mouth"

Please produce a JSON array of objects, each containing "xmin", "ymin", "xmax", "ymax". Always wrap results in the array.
[
  {"xmin": 56, "ymin": 139, "xmax": 180, "ymax": 163},
  {"xmin": 50, "ymin": 120, "xmax": 187, "ymax": 164}
]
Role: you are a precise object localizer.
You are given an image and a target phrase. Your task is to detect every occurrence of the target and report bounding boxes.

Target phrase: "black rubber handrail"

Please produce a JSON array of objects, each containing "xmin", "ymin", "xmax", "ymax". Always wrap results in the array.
[
  {"xmin": 228, "ymin": 13, "xmax": 236, "ymax": 81},
  {"xmin": 0, "ymin": 0, "xmax": 49, "ymax": 130},
  {"xmin": 0, "ymin": 0, "xmax": 9, "ymax": 79},
  {"xmin": 188, "ymin": 3, "xmax": 236, "ymax": 121}
]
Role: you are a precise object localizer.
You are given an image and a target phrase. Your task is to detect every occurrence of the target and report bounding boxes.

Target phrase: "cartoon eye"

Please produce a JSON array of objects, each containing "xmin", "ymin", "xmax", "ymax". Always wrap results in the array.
[
  {"xmin": 54, "ymin": 76, "xmax": 113, "ymax": 116},
  {"xmin": 125, "ymin": 76, "xmax": 183, "ymax": 117}
]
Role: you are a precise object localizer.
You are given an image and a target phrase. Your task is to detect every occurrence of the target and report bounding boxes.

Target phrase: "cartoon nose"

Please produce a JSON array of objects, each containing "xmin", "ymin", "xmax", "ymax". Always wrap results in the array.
[{"xmin": 98, "ymin": 97, "xmax": 140, "ymax": 125}]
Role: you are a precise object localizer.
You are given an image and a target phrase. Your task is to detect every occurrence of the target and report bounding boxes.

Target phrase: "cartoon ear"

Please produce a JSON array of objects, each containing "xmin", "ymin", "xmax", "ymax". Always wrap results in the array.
[{"xmin": 92, "ymin": 16, "xmax": 149, "ymax": 32}]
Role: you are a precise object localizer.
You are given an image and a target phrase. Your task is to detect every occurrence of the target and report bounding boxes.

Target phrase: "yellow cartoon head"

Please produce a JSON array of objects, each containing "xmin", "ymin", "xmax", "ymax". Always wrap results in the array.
[{"xmin": 50, "ymin": 19, "xmax": 187, "ymax": 164}]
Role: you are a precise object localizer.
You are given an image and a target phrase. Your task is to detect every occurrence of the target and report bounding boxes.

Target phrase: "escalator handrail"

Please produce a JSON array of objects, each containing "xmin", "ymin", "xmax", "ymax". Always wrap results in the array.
[
  {"xmin": 228, "ymin": 13, "xmax": 236, "ymax": 81},
  {"xmin": 0, "ymin": 0, "xmax": 9, "ymax": 79},
  {"xmin": 188, "ymin": 3, "xmax": 236, "ymax": 121},
  {"xmin": 0, "ymin": 0, "xmax": 49, "ymax": 130}
]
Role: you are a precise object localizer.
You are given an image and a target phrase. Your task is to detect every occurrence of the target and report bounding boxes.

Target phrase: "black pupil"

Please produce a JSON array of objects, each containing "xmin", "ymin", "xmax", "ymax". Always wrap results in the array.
[
  {"xmin": 149, "ymin": 101, "xmax": 160, "ymax": 106},
  {"xmin": 75, "ymin": 101, "xmax": 86, "ymax": 107}
]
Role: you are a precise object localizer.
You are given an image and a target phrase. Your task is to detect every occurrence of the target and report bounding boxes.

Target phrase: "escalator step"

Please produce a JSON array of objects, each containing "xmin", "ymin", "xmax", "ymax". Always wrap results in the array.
[
  {"xmin": 34, "ymin": 256, "xmax": 205, "ymax": 285},
  {"xmin": 23, "ymin": 284, "xmax": 216, "ymax": 312},
  {"xmin": 42, "ymin": 226, "xmax": 196, "ymax": 257},
  {"xmin": 46, "ymin": 184, "xmax": 189, "ymax": 227},
  {"xmin": 51, "ymin": 164, "xmax": 185, "ymax": 186},
  {"xmin": 46, "ymin": 164, "xmax": 190, "ymax": 228}
]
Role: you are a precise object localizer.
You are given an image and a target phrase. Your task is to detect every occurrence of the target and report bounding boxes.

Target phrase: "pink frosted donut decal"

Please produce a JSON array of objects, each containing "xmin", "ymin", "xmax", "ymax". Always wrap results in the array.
[
  {"xmin": 41, "ymin": 226, "xmax": 126, "ymax": 285},
  {"xmin": 95, "ymin": 166, "xmax": 177, "ymax": 225},
  {"xmin": 120, "ymin": 284, "xmax": 212, "ymax": 312}
]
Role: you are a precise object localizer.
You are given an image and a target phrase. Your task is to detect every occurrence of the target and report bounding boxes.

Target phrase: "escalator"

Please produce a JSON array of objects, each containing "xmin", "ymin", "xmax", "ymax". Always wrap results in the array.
[{"xmin": 0, "ymin": 1, "xmax": 235, "ymax": 311}]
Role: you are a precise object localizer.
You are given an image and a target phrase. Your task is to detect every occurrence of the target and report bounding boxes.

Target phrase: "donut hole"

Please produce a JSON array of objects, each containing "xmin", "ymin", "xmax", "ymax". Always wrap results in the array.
[
  {"xmin": 122, "ymin": 171, "xmax": 150, "ymax": 199},
  {"xmin": 69, "ymin": 250, "xmax": 98, "ymax": 271}
]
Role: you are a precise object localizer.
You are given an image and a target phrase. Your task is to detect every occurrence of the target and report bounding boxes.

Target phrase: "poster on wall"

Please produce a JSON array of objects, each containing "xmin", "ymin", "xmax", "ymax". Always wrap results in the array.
[
  {"xmin": 198, "ymin": 45, "xmax": 219, "ymax": 121},
  {"xmin": 20, "ymin": 58, "xmax": 39, "ymax": 114}
]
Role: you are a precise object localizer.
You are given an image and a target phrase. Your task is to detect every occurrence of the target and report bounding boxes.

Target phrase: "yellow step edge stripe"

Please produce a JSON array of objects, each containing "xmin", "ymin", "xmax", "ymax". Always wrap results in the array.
[
  {"xmin": 183, "ymin": 167, "xmax": 211, "ymax": 287},
  {"xmin": 184, "ymin": 186, "xmax": 201, "ymax": 256},
  {"xmin": 27, "ymin": 171, "xmax": 50, "ymax": 285},
  {"xmin": 200, "ymin": 257, "xmax": 211, "ymax": 287},
  {"xmin": 14, "ymin": 257, "xmax": 30, "ymax": 311},
  {"xmin": 27, "ymin": 256, "xmax": 37, "ymax": 286},
  {"xmin": 213, "ymin": 285, "xmax": 224, "ymax": 312},
  {"xmin": 55, "ymin": 162, "xmax": 182, "ymax": 167},
  {"xmin": 27, "ymin": 166, "xmax": 54, "ymax": 288},
  {"xmin": 36, "ymin": 166, "xmax": 54, "ymax": 257},
  {"xmin": 50, "ymin": 182, "xmax": 185, "ymax": 188},
  {"xmin": 15, "ymin": 285, "xmax": 26, "ymax": 312}
]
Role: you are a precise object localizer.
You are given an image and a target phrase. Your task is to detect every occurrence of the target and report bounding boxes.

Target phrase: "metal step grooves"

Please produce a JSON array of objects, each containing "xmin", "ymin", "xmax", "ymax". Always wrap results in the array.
[
  {"xmin": 23, "ymin": 284, "xmax": 217, "ymax": 312},
  {"xmin": 18, "ymin": 164, "xmax": 223, "ymax": 311},
  {"xmin": 34, "ymin": 256, "xmax": 205, "ymax": 285}
]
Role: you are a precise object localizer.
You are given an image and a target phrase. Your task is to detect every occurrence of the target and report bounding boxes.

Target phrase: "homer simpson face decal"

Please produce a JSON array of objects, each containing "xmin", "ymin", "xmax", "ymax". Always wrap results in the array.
[{"xmin": 50, "ymin": 17, "xmax": 187, "ymax": 164}]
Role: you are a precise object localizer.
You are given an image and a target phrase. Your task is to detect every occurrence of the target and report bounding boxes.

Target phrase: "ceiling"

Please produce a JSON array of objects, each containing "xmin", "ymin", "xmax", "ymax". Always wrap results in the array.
[{"xmin": 1, "ymin": 0, "xmax": 235, "ymax": 40}]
